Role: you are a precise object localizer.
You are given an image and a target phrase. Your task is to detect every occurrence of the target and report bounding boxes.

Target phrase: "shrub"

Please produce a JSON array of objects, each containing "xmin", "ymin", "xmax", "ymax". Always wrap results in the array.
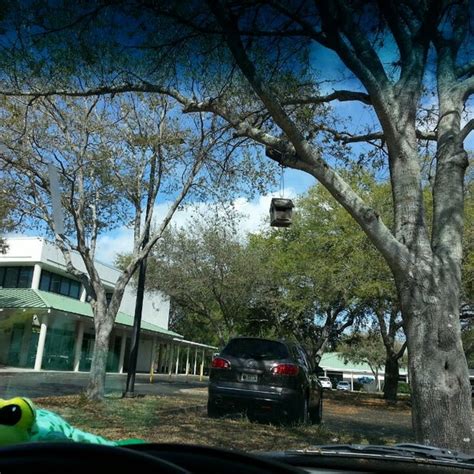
[{"xmin": 398, "ymin": 382, "xmax": 411, "ymax": 394}]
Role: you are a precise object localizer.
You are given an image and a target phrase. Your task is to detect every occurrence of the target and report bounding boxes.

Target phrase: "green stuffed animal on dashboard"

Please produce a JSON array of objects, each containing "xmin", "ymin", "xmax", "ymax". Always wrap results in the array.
[{"xmin": 0, "ymin": 397, "xmax": 143, "ymax": 447}]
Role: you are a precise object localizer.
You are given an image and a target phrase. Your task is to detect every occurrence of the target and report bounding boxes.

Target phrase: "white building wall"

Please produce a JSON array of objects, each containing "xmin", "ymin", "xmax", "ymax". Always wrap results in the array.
[
  {"xmin": 136, "ymin": 338, "xmax": 153, "ymax": 372},
  {"xmin": 0, "ymin": 237, "xmax": 44, "ymax": 265},
  {"xmin": 41, "ymin": 240, "xmax": 118, "ymax": 287},
  {"xmin": 0, "ymin": 237, "xmax": 170, "ymax": 329},
  {"xmin": 119, "ymin": 286, "xmax": 170, "ymax": 330}
]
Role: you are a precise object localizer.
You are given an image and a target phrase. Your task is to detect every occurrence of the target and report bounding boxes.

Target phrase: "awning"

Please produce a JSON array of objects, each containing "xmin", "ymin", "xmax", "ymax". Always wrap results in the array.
[
  {"xmin": 319, "ymin": 352, "xmax": 407, "ymax": 375},
  {"xmin": 171, "ymin": 337, "xmax": 218, "ymax": 350},
  {"xmin": 0, "ymin": 288, "xmax": 182, "ymax": 339}
]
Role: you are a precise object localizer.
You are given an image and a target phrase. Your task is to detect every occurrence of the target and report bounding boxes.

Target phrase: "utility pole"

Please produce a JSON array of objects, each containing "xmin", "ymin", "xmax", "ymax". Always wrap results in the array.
[
  {"xmin": 123, "ymin": 238, "xmax": 149, "ymax": 397},
  {"xmin": 123, "ymin": 153, "xmax": 158, "ymax": 397}
]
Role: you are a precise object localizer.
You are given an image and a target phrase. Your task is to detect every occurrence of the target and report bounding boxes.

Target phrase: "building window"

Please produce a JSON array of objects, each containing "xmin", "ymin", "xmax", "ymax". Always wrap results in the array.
[
  {"xmin": 0, "ymin": 266, "xmax": 33, "ymax": 288},
  {"xmin": 60, "ymin": 279, "xmax": 70, "ymax": 296},
  {"xmin": 39, "ymin": 270, "xmax": 81, "ymax": 299},
  {"xmin": 39, "ymin": 272, "xmax": 51, "ymax": 292},
  {"xmin": 70, "ymin": 281, "xmax": 81, "ymax": 299},
  {"xmin": 50, "ymin": 274, "xmax": 61, "ymax": 293}
]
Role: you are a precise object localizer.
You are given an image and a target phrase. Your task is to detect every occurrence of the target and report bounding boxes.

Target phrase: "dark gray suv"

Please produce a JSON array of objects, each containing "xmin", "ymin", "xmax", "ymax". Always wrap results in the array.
[{"xmin": 208, "ymin": 337, "xmax": 323, "ymax": 424}]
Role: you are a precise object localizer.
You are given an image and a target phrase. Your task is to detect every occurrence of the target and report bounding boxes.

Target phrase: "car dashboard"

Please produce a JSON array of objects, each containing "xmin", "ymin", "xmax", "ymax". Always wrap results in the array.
[{"xmin": 0, "ymin": 442, "xmax": 472, "ymax": 473}]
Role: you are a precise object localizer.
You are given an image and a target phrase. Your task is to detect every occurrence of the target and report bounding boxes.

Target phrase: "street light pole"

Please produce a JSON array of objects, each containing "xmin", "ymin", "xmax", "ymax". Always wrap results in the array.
[
  {"xmin": 123, "ymin": 241, "xmax": 149, "ymax": 397},
  {"xmin": 123, "ymin": 153, "xmax": 158, "ymax": 397}
]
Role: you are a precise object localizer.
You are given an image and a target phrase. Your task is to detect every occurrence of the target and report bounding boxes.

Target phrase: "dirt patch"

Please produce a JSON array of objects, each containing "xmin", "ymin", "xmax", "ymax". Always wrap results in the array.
[{"xmin": 325, "ymin": 390, "xmax": 411, "ymax": 409}]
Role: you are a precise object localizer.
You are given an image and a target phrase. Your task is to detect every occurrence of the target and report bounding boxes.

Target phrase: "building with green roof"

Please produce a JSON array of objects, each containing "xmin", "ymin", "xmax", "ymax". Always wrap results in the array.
[
  {"xmin": 0, "ymin": 237, "xmax": 216, "ymax": 376},
  {"xmin": 319, "ymin": 352, "xmax": 408, "ymax": 391}
]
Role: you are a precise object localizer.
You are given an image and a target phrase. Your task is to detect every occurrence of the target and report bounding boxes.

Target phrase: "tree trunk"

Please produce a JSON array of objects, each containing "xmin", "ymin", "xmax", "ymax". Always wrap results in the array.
[
  {"xmin": 86, "ymin": 310, "xmax": 113, "ymax": 400},
  {"xmin": 399, "ymin": 263, "xmax": 473, "ymax": 453},
  {"xmin": 383, "ymin": 356, "xmax": 400, "ymax": 402},
  {"xmin": 314, "ymin": 337, "xmax": 329, "ymax": 359}
]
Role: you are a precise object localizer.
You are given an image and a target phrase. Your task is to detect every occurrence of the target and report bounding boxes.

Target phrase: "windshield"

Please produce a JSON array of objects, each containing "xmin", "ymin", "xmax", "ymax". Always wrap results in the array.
[{"xmin": 0, "ymin": 0, "xmax": 472, "ymax": 461}]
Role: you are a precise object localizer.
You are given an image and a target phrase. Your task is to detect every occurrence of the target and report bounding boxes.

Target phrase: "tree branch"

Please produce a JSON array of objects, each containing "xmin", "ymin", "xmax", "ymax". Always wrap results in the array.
[
  {"xmin": 315, "ymin": 0, "xmax": 390, "ymax": 95},
  {"xmin": 322, "ymin": 128, "xmax": 436, "ymax": 144},
  {"xmin": 459, "ymin": 119, "xmax": 474, "ymax": 144},
  {"xmin": 456, "ymin": 60, "xmax": 474, "ymax": 79},
  {"xmin": 460, "ymin": 72, "xmax": 474, "ymax": 102},
  {"xmin": 112, "ymin": 143, "xmax": 208, "ymax": 304},
  {"xmin": 0, "ymin": 82, "xmax": 190, "ymax": 105},
  {"xmin": 283, "ymin": 90, "xmax": 371, "ymax": 106},
  {"xmin": 209, "ymin": 0, "xmax": 409, "ymax": 275},
  {"xmin": 375, "ymin": 310, "xmax": 394, "ymax": 355},
  {"xmin": 377, "ymin": 0, "xmax": 413, "ymax": 70},
  {"xmin": 395, "ymin": 340, "xmax": 407, "ymax": 360},
  {"xmin": 337, "ymin": 312, "xmax": 355, "ymax": 334}
]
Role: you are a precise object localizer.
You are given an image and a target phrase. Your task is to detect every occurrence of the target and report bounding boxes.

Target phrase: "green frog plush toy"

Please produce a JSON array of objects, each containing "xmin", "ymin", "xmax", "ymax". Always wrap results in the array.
[{"xmin": 0, "ymin": 397, "xmax": 143, "ymax": 447}]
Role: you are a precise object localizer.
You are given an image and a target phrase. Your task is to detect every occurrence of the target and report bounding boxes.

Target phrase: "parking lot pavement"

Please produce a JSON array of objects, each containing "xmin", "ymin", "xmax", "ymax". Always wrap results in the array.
[{"xmin": 0, "ymin": 371, "xmax": 208, "ymax": 399}]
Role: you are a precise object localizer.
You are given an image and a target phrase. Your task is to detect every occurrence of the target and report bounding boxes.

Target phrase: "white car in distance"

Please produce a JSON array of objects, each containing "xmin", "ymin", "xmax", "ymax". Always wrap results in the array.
[
  {"xmin": 336, "ymin": 381, "xmax": 351, "ymax": 391},
  {"xmin": 319, "ymin": 376, "xmax": 333, "ymax": 389}
]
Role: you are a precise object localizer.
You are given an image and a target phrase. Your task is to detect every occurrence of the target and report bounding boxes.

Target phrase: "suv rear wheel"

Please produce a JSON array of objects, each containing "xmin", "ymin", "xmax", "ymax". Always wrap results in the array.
[
  {"xmin": 310, "ymin": 396, "xmax": 323, "ymax": 424},
  {"xmin": 287, "ymin": 395, "xmax": 309, "ymax": 425},
  {"xmin": 207, "ymin": 399, "xmax": 224, "ymax": 418}
]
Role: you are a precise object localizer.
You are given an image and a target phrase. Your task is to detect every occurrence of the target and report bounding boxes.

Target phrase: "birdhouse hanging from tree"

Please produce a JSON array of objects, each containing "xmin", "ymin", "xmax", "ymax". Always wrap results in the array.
[
  {"xmin": 270, "ymin": 197, "xmax": 294, "ymax": 227},
  {"xmin": 269, "ymin": 161, "xmax": 294, "ymax": 227}
]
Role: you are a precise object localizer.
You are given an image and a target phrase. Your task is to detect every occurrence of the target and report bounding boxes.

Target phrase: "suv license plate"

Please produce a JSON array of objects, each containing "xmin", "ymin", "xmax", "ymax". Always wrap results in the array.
[{"xmin": 241, "ymin": 373, "xmax": 258, "ymax": 383}]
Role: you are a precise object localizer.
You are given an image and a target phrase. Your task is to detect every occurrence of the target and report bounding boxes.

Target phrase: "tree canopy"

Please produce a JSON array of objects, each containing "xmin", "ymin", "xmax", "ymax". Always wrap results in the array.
[{"xmin": 0, "ymin": 0, "xmax": 472, "ymax": 450}]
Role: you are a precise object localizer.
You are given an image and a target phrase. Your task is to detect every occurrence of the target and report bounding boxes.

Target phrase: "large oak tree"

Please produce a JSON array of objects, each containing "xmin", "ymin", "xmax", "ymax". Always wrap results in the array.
[{"xmin": 0, "ymin": 0, "xmax": 472, "ymax": 451}]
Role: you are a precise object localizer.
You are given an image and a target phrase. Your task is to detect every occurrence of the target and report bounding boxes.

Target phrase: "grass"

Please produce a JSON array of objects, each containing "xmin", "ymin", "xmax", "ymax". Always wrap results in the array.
[
  {"xmin": 32, "ymin": 390, "xmax": 413, "ymax": 451},
  {"xmin": 326, "ymin": 389, "xmax": 412, "ymax": 408}
]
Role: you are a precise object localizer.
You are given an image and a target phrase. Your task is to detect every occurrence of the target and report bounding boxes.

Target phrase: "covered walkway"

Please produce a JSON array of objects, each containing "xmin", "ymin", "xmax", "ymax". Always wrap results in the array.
[{"xmin": 0, "ymin": 288, "xmax": 216, "ymax": 377}]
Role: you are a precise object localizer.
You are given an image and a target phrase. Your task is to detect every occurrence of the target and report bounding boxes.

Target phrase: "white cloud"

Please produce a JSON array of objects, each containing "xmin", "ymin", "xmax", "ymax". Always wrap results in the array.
[
  {"xmin": 95, "ymin": 228, "xmax": 134, "ymax": 266},
  {"xmin": 95, "ymin": 189, "xmax": 297, "ymax": 265}
]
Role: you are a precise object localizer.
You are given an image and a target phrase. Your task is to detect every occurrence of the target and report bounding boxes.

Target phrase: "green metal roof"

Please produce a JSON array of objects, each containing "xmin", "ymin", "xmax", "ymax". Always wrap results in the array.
[
  {"xmin": 320, "ymin": 352, "xmax": 407, "ymax": 375},
  {"xmin": 0, "ymin": 288, "xmax": 181, "ymax": 338},
  {"xmin": 38, "ymin": 290, "xmax": 93, "ymax": 316},
  {"xmin": 320, "ymin": 352, "xmax": 375, "ymax": 372}
]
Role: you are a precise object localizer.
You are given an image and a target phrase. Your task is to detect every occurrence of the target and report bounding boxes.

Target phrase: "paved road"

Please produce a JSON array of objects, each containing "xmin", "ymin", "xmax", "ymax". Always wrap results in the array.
[{"xmin": 0, "ymin": 371, "xmax": 208, "ymax": 399}]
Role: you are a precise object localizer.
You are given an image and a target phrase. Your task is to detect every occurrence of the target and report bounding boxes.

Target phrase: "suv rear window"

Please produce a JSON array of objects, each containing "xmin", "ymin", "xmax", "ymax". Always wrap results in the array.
[{"xmin": 221, "ymin": 339, "xmax": 289, "ymax": 360}]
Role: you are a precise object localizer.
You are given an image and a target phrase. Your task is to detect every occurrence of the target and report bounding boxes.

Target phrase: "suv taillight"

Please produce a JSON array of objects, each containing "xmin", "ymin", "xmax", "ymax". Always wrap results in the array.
[
  {"xmin": 271, "ymin": 363, "xmax": 299, "ymax": 376},
  {"xmin": 211, "ymin": 357, "xmax": 231, "ymax": 369}
]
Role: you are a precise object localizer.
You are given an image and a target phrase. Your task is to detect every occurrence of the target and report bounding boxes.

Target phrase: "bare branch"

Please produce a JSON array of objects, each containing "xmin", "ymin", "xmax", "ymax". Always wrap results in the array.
[
  {"xmin": 267, "ymin": 1, "xmax": 331, "ymax": 47},
  {"xmin": 112, "ymin": 143, "xmax": 208, "ymax": 302},
  {"xmin": 325, "ymin": 129, "xmax": 385, "ymax": 144},
  {"xmin": 459, "ymin": 119, "xmax": 474, "ymax": 144},
  {"xmin": 461, "ymin": 76, "xmax": 474, "ymax": 101},
  {"xmin": 322, "ymin": 127, "xmax": 436, "ymax": 144},
  {"xmin": 395, "ymin": 340, "xmax": 407, "ymax": 360},
  {"xmin": 377, "ymin": 0, "xmax": 413, "ymax": 69},
  {"xmin": 315, "ymin": 0, "xmax": 390, "ymax": 95},
  {"xmin": 283, "ymin": 90, "xmax": 371, "ymax": 106},
  {"xmin": 338, "ymin": 311, "xmax": 356, "ymax": 333},
  {"xmin": 0, "ymin": 82, "xmax": 190, "ymax": 105},
  {"xmin": 456, "ymin": 60, "xmax": 474, "ymax": 79},
  {"xmin": 54, "ymin": 233, "xmax": 92, "ymax": 293},
  {"xmin": 89, "ymin": 188, "xmax": 99, "ymax": 260}
]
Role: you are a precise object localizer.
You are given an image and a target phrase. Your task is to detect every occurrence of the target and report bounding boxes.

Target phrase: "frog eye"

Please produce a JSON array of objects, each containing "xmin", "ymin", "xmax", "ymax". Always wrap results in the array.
[{"xmin": 0, "ymin": 404, "xmax": 22, "ymax": 426}]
